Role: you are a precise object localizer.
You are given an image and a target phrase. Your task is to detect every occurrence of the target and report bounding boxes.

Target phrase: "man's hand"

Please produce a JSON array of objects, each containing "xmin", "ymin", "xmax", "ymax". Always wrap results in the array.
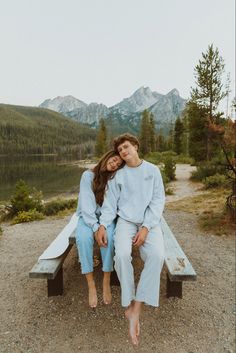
[
  {"xmin": 95, "ymin": 225, "xmax": 108, "ymax": 247},
  {"xmin": 132, "ymin": 226, "xmax": 149, "ymax": 247}
]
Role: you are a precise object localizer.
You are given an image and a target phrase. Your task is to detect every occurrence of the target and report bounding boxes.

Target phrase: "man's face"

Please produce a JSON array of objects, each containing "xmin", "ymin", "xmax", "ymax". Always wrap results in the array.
[{"xmin": 117, "ymin": 140, "xmax": 138, "ymax": 162}]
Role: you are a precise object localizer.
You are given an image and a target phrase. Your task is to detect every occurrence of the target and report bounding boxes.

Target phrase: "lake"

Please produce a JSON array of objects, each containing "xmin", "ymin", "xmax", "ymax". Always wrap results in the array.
[{"xmin": 0, "ymin": 155, "xmax": 86, "ymax": 202}]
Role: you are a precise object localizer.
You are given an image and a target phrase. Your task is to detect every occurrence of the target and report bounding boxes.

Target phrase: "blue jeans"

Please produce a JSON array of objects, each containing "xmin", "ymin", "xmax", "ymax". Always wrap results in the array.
[{"xmin": 75, "ymin": 217, "xmax": 115, "ymax": 274}]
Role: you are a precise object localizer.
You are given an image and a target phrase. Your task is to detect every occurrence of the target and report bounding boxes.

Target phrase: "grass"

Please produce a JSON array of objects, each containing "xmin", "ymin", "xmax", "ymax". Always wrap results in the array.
[{"xmin": 166, "ymin": 188, "xmax": 235, "ymax": 236}]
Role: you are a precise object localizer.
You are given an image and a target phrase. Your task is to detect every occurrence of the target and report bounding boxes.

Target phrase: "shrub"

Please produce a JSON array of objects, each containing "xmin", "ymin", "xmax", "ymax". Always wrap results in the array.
[
  {"xmin": 0, "ymin": 226, "xmax": 2, "ymax": 235},
  {"xmin": 190, "ymin": 159, "xmax": 226, "ymax": 181},
  {"xmin": 159, "ymin": 168, "xmax": 170, "ymax": 189},
  {"xmin": 10, "ymin": 180, "xmax": 43, "ymax": 215},
  {"xmin": 203, "ymin": 174, "xmax": 229, "ymax": 189},
  {"xmin": 43, "ymin": 198, "xmax": 77, "ymax": 216},
  {"xmin": 163, "ymin": 157, "xmax": 176, "ymax": 181},
  {"xmin": 174, "ymin": 154, "xmax": 194, "ymax": 164},
  {"xmin": 12, "ymin": 209, "xmax": 45, "ymax": 224}
]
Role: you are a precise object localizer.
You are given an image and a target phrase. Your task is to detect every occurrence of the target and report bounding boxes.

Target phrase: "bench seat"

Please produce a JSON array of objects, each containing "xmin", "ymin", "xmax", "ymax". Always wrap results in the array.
[
  {"xmin": 161, "ymin": 217, "xmax": 197, "ymax": 298},
  {"xmin": 29, "ymin": 214, "xmax": 197, "ymax": 298}
]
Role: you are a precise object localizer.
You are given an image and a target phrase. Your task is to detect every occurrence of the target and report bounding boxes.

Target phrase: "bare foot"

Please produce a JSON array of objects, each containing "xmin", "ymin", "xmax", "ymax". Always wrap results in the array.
[
  {"xmin": 88, "ymin": 285, "xmax": 97, "ymax": 308},
  {"xmin": 125, "ymin": 306, "xmax": 140, "ymax": 346},
  {"xmin": 103, "ymin": 282, "xmax": 112, "ymax": 305}
]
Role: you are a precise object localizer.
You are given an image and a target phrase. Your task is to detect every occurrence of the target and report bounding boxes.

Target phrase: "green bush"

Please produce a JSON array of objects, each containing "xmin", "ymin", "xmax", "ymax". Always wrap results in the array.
[
  {"xmin": 10, "ymin": 180, "xmax": 43, "ymax": 215},
  {"xmin": 0, "ymin": 226, "xmax": 2, "ymax": 235},
  {"xmin": 43, "ymin": 198, "xmax": 77, "ymax": 216},
  {"xmin": 146, "ymin": 151, "xmax": 176, "ymax": 164},
  {"xmin": 191, "ymin": 160, "xmax": 226, "ymax": 181},
  {"xmin": 12, "ymin": 209, "xmax": 45, "ymax": 224},
  {"xmin": 163, "ymin": 157, "xmax": 176, "ymax": 181},
  {"xmin": 159, "ymin": 168, "xmax": 170, "ymax": 189},
  {"xmin": 146, "ymin": 151, "xmax": 193, "ymax": 165},
  {"xmin": 174, "ymin": 154, "xmax": 194, "ymax": 164},
  {"xmin": 203, "ymin": 174, "xmax": 229, "ymax": 189}
]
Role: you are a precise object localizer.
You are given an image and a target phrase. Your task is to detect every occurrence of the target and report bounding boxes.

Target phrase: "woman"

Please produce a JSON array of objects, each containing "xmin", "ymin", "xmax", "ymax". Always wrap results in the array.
[{"xmin": 76, "ymin": 150, "xmax": 124, "ymax": 308}]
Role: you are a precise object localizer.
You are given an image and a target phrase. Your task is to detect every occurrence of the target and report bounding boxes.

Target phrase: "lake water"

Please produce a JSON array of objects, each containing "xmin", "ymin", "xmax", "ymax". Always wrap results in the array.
[{"xmin": 0, "ymin": 155, "xmax": 86, "ymax": 201}]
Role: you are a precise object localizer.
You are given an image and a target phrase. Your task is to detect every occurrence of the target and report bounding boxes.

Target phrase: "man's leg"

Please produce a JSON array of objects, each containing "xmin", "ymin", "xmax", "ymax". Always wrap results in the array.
[
  {"xmin": 126, "ymin": 225, "xmax": 164, "ymax": 345},
  {"xmin": 136, "ymin": 225, "xmax": 165, "ymax": 306},
  {"xmin": 113, "ymin": 218, "xmax": 137, "ymax": 307}
]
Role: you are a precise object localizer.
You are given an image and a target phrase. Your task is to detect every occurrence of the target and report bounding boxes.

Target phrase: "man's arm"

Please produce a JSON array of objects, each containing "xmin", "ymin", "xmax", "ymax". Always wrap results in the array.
[{"xmin": 142, "ymin": 167, "xmax": 165, "ymax": 231}]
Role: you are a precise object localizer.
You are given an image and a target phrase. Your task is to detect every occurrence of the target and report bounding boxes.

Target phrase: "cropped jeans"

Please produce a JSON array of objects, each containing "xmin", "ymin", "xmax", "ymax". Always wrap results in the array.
[{"xmin": 75, "ymin": 217, "xmax": 115, "ymax": 274}]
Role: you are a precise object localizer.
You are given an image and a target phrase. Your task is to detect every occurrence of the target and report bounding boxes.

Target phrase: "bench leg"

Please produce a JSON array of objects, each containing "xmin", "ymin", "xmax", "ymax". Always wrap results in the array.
[
  {"xmin": 47, "ymin": 268, "xmax": 63, "ymax": 296},
  {"xmin": 110, "ymin": 270, "xmax": 120, "ymax": 286},
  {"xmin": 166, "ymin": 275, "xmax": 182, "ymax": 299}
]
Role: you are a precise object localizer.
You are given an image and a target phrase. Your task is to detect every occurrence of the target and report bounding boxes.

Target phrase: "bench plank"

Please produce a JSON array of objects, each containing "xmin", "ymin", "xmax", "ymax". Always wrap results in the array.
[
  {"xmin": 29, "ymin": 244, "xmax": 72, "ymax": 280},
  {"xmin": 29, "ymin": 214, "xmax": 197, "ymax": 298},
  {"xmin": 161, "ymin": 217, "xmax": 197, "ymax": 282}
]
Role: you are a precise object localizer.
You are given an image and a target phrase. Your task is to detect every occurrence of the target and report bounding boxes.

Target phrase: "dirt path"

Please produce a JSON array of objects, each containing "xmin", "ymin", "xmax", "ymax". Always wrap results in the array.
[
  {"xmin": 166, "ymin": 164, "xmax": 204, "ymax": 203},
  {"xmin": 0, "ymin": 164, "xmax": 235, "ymax": 353}
]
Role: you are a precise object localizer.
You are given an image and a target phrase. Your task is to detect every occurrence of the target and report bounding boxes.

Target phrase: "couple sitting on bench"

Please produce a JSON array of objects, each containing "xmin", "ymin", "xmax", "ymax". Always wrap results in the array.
[{"xmin": 76, "ymin": 133, "xmax": 165, "ymax": 346}]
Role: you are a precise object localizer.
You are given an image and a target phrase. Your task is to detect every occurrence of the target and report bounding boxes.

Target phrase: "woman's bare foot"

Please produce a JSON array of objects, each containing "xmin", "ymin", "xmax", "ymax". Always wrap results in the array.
[
  {"xmin": 103, "ymin": 272, "xmax": 112, "ymax": 304},
  {"xmin": 85, "ymin": 273, "xmax": 97, "ymax": 308},
  {"xmin": 125, "ymin": 304, "xmax": 140, "ymax": 346},
  {"xmin": 88, "ymin": 284, "xmax": 97, "ymax": 308}
]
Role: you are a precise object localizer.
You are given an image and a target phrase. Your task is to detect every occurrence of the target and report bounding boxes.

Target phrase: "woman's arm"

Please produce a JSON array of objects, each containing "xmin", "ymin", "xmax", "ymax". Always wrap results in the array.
[{"xmin": 77, "ymin": 171, "xmax": 100, "ymax": 232}]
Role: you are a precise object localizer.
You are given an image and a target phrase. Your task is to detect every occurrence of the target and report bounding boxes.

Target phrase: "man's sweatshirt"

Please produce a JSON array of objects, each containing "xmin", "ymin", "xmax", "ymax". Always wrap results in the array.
[{"xmin": 100, "ymin": 160, "xmax": 165, "ymax": 230}]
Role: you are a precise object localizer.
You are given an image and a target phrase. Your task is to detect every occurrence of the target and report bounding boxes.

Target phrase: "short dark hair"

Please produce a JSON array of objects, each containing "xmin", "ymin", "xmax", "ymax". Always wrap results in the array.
[{"xmin": 113, "ymin": 133, "xmax": 140, "ymax": 152}]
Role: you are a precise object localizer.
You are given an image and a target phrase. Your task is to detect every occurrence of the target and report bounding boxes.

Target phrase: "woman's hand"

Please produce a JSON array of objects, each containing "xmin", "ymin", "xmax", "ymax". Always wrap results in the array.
[{"xmin": 95, "ymin": 225, "xmax": 108, "ymax": 247}]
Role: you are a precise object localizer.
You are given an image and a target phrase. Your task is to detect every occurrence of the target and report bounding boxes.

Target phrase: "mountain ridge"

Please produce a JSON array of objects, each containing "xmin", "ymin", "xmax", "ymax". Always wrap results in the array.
[{"xmin": 40, "ymin": 86, "xmax": 187, "ymax": 134}]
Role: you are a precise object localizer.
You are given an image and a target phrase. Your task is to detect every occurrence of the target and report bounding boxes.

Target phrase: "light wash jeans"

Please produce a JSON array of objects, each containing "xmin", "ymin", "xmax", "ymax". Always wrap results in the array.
[
  {"xmin": 114, "ymin": 217, "xmax": 165, "ymax": 307},
  {"xmin": 75, "ymin": 217, "xmax": 115, "ymax": 274}
]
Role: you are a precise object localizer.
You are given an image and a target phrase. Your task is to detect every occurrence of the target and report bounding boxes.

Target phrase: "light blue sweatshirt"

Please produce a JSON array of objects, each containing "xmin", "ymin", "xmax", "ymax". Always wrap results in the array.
[
  {"xmin": 76, "ymin": 170, "xmax": 101, "ymax": 232},
  {"xmin": 100, "ymin": 160, "xmax": 165, "ymax": 230}
]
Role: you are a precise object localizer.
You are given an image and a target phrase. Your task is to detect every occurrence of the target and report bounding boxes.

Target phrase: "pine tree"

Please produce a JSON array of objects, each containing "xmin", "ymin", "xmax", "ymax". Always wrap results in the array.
[
  {"xmin": 156, "ymin": 131, "xmax": 166, "ymax": 152},
  {"xmin": 139, "ymin": 110, "xmax": 151, "ymax": 155},
  {"xmin": 190, "ymin": 44, "xmax": 226, "ymax": 160},
  {"xmin": 95, "ymin": 118, "xmax": 107, "ymax": 157},
  {"xmin": 187, "ymin": 102, "xmax": 208, "ymax": 161},
  {"xmin": 181, "ymin": 113, "xmax": 190, "ymax": 156},
  {"xmin": 149, "ymin": 113, "xmax": 156, "ymax": 151},
  {"xmin": 174, "ymin": 117, "xmax": 184, "ymax": 154}
]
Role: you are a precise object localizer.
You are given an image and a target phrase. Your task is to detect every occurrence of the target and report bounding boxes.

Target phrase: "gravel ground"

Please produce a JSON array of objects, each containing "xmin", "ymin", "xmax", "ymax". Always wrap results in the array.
[{"xmin": 0, "ymin": 209, "xmax": 235, "ymax": 353}]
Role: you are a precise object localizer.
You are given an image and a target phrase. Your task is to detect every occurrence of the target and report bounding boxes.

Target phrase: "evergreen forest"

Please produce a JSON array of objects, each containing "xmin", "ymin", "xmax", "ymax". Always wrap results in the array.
[{"xmin": 0, "ymin": 104, "xmax": 96, "ymax": 157}]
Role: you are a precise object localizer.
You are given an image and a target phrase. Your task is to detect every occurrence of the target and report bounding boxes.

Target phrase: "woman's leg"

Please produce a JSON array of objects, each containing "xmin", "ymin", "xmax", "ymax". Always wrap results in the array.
[
  {"xmin": 100, "ymin": 221, "xmax": 115, "ymax": 304},
  {"xmin": 75, "ymin": 217, "xmax": 97, "ymax": 308}
]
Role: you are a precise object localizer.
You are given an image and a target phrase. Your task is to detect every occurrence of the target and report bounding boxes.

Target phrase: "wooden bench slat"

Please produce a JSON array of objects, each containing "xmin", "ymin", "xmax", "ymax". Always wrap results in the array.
[
  {"xmin": 29, "ymin": 244, "xmax": 72, "ymax": 279},
  {"xmin": 161, "ymin": 217, "xmax": 197, "ymax": 282},
  {"xmin": 29, "ymin": 213, "xmax": 197, "ymax": 298}
]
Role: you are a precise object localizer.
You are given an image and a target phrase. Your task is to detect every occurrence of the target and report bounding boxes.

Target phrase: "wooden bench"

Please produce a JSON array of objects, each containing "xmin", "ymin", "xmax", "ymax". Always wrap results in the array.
[{"xmin": 29, "ymin": 214, "xmax": 197, "ymax": 298}]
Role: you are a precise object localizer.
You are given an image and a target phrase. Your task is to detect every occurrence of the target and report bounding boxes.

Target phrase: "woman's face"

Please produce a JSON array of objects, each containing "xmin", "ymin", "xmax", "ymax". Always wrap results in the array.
[{"xmin": 106, "ymin": 155, "xmax": 123, "ymax": 172}]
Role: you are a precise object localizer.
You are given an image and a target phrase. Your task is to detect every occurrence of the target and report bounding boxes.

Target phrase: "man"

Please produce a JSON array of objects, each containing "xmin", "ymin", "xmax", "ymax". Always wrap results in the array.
[{"xmin": 96, "ymin": 133, "xmax": 165, "ymax": 346}]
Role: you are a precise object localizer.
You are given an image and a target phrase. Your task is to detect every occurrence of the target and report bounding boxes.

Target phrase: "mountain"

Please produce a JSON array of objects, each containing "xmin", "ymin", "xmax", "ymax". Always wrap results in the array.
[
  {"xmin": 0, "ymin": 103, "xmax": 95, "ymax": 155},
  {"xmin": 110, "ymin": 86, "xmax": 163, "ymax": 115},
  {"xmin": 67, "ymin": 103, "xmax": 109, "ymax": 125},
  {"xmin": 39, "ymin": 95, "xmax": 87, "ymax": 113},
  {"xmin": 39, "ymin": 87, "xmax": 187, "ymax": 134}
]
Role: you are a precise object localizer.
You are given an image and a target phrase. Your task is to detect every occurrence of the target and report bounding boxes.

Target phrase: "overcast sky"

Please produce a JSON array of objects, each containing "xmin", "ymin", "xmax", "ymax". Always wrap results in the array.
[{"xmin": 0, "ymin": 0, "xmax": 235, "ymax": 112}]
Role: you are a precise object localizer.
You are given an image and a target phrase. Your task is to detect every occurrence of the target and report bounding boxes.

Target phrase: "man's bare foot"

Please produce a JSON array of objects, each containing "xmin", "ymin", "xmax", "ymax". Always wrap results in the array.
[
  {"xmin": 88, "ymin": 285, "xmax": 97, "ymax": 308},
  {"xmin": 103, "ymin": 282, "xmax": 112, "ymax": 304},
  {"xmin": 125, "ymin": 305, "xmax": 140, "ymax": 346}
]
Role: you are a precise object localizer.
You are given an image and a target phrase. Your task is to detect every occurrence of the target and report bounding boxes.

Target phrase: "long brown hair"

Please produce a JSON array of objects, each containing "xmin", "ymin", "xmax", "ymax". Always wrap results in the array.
[{"xmin": 92, "ymin": 150, "xmax": 124, "ymax": 206}]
